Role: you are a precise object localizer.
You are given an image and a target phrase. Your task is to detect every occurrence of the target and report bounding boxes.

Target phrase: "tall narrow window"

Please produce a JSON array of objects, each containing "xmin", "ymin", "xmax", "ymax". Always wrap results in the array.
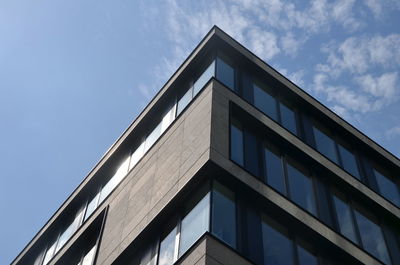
[
  {"xmin": 338, "ymin": 144, "xmax": 361, "ymax": 180},
  {"xmin": 81, "ymin": 244, "xmax": 97, "ymax": 265},
  {"xmin": 253, "ymin": 83, "xmax": 278, "ymax": 121},
  {"xmin": 42, "ymin": 240, "xmax": 57, "ymax": 265},
  {"xmin": 161, "ymin": 104, "xmax": 176, "ymax": 133},
  {"xmin": 144, "ymin": 123, "xmax": 162, "ymax": 153},
  {"xmin": 130, "ymin": 142, "xmax": 145, "ymax": 171},
  {"xmin": 313, "ymin": 125, "xmax": 338, "ymax": 163},
  {"xmin": 99, "ymin": 157, "xmax": 130, "ymax": 203},
  {"xmin": 158, "ymin": 226, "xmax": 178, "ymax": 265},
  {"xmin": 212, "ymin": 181, "xmax": 236, "ymax": 248},
  {"xmin": 263, "ymin": 144, "xmax": 286, "ymax": 195},
  {"xmin": 84, "ymin": 191, "xmax": 100, "ymax": 222},
  {"xmin": 261, "ymin": 216, "xmax": 293, "ymax": 265},
  {"xmin": 179, "ymin": 191, "xmax": 210, "ymax": 255},
  {"xmin": 140, "ymin": 240, "xmax": 158, "ymax": 265},
  {"xmin": 216, "ymin": 57, "xmax": 234, "ymax": 90},
  {"xmin": 193, "ymin": 61, "xmax": 215, "ymax": 95},
  {"xmin": 279, "ymin": 102, "xmax": 297, "ymax": 135},
  {"xmin": 286, "ymin": 161, "xmax": 316, "ymax": 215},
  {"xmin": 332, "ymin": 195, "xmax": 358, "ymax": 244},
  {"xmin": 354, "ymin": 208, "xmax": 391, "ymax": 265},
  {"xmin": 230, "ymin": 122, "xmax": 244, "ymax": 166},
  {"xmin": 177, "ymin": 86, "xmax": 193, "ymax": 115},
  {"xmin": 56, "ymin": 207, "xmax": 85, "ymax": 252},
  {"xmin": 374, "ymin": 169, "xmax": 400, "ymax": 207}
]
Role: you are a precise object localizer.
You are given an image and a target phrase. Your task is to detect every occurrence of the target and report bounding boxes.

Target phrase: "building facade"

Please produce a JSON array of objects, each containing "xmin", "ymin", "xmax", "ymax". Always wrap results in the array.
[{"xmin": 12, "ymin": 26, "xmax": 400, "ymax": 265}]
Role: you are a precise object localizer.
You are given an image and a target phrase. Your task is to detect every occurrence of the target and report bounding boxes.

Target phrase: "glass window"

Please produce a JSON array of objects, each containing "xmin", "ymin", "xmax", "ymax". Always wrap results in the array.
[
  {"xmin": 332, "ymin": 195, "xmax": 358, "ymax": 244},
  {"xmin": 338, "ymin": 144, "xmax": 360, "ymax": 180},
  {"xmin": 179, "ymin": 192, "xmax": 210, "ymax": 255},
  {"xmin": 263, "ymin": 145, "xmax": 286, "ymax": 195},
  {"xmin": 42, "ymin": 240, "xmax": 57, "ymax": 265},
  {"xmin": 33, "ymin": 251, "xmax": 44, "ymax": 265},
  {"xmin": 130, "ymin": 142, "xmax": 145, "ymax": 171},
  {"xmin": 279, "ymin": 102, "xmax": 297, "ymax": 135},
  {"xmin": 158, "ymin": 226, "xmax": 178, "ymax": 265},
  {"xmin": 177, "ymin": 87, "xmax": 193, "ymax": 115},
  {"xmin": 144, "ymin": 123, "xmax": 162, "ymax": 153},
  {"xmin": 55, "ymin": 208, "xmax": 84, "ymax": 252},
  {"xmin": 313, "ymin": 125, "xmax": 338, "ymax": 163},
  {"xmin": 297, "ymin": 244, "xmax": 318, "ymax": 265},
  {"xmin": 286, "ymin": 162, "xmax": 316, "ymax": 215},
  {"xmin": 354, "ymin": 209, "xmax": 391, "ymax": 265},
  {"xmin": 193, "ymin": 61, "xmax": 215, "ymax": 96},
  {"xmin": 216, "ymin": 57, "xmax": 234, "ymax": 90},
  {"xmin": 81, "ymin": 245, "xmax": 97, "ymax": 265},
  {"xmin": 261, "ymin": 216, "xmax": 293, "ymax": 265},
  {"xmin": 230, "ymin": 123, "xmax": 244, "ymax": 166},
  {"xmin": 212, "ymin": 181, "xmax": 236, "ymax": 248},
  {"xmin": 161, "ymin": 104, "xmax": 176, "ymax": 133},
  {"xmin": 84, "ymin": 192, "xmax": 100, "ymax": 222},
  {"xmin": 374, "ymin": 169, "xmax": 400, "ymax": 207},
  {"xmin": 140, "ymin": 240, "xmax": 158, "ymax": 265},
  {"xmin": 99, "ymin": 157, "xmax": 130, "ymax": 203},
  {"xmin": 253, "ymin": 83, "xmax": 278, "ymax": 121}
]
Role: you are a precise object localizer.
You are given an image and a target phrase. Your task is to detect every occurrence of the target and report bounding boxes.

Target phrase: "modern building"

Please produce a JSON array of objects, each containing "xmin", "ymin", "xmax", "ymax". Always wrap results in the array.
[{"xmin": 12, "ymin": 26, "xmax": 400, "ymax": 265}]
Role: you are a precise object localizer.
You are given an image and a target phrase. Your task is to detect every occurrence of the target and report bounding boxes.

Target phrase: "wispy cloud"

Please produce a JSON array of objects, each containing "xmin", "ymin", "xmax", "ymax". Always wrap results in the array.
[{"xmin": 385, "ymin": 125, "xmax": 400, "ymax": 140}]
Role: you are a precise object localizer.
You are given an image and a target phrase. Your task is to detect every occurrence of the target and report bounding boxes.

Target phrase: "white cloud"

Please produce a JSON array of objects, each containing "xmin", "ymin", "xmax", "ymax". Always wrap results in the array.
[
  {"xmin": 356, "ymin": 72, "xmax": 399, "ymax": 99},
  {"xmin": 280, "ymin": 32, "xmax": 305, "ymax": 56},
  {"xmin": 385, "ymin": 126, "xmax": 400, "ymax": 140},
  {"xmin": 363, "ymin": 0, "xmax": 383, "ymax": 17},
  {"xmin": 248, "ymin": 28, "xmax": 280, "ymax": 61}
]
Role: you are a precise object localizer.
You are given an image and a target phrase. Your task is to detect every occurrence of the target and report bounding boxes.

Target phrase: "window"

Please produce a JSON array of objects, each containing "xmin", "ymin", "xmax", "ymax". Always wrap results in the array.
[
  {"xmin": 177, "ymin": 86, "xmax": 193, "ymax": 115},
  {"xmin": 56, "ymin": 207, "xmax": 84, "ymax": 252},
  {"xmin": 263, "ymin": 145, "xmax": 286, "ymax": 195},
  {"xmin": 332, "ymin": 195, "xmax": 358, "ymax": 244},
  {"xmin": 297, "ymin": 244, "xmax": 318, "ymax": 265},
  {"xmin": 286, "ymin": 161, "xmax": 316, "ymax": 215},
  {"xmin": 193, "ymin": 61, "xmax": 215, "ymax": 96},
  {"xmin": 211, "ymin": 181, "xmax": 236, "ymax": 248},
  {"xmin": 279, "ymin": 102, "xmax": 297, "ymax": 135},
  {"xmin": 354, "ymin": 208, "xmax": 391, "ymax": 265},
  {"xmin": 130, "ymin": 142, "xmax": 145, "ymax": 171},
  {"xmin": 42, "ymin": 240, "xmax": 57, "ymax": 265},
  {"xmin": 161, "ymin": 104, "xmax": 176, "ymax": 133},
  {"xmin": 253, "ymin": 83, "xmax": 278, "ymax": 121},
  {"xmin": 337, "ymin": 144, "xmax": 360, "ymax": 180},
  {"xmin": 144, "ymin": 123, "xmax": 162, "ymax": 153},
  {"xmin": 313, "ymin": 125, "xmax": 338, "ymax": 163},
  {"xmin": 261, "ymin": 216, "xmax": 293, "ymax": 265},
  {"xmin": 81, "ymin": 245, "xmax": 97, "ymax": 265},
  {"xmin": 179, "ymin": 191, "xmax": 210, "ymax": 255},
  {"xmin": 216, "ymin": 57, "xmax": 234, "ymax": 90},
  {"xmin": 158, "ymin": 226, "xmax": 178, "ymax": 265},
  {"xmin": 140, "ymin": 241, "xmax": 158, "ymax": 265},
  {"xmin": 99, "ymin": 157, "xmax": 130, "ymax": 203},
  {"xmin": 374, "ymin": 169, "xmax": 400, "ymax": 207},
  {"xmin": 84, "ymin": 192, "xmax": 100, "ymax": 222},
  {"xmin": 230, "ymin": 122, "xmax": 244, "ymax": 166}
]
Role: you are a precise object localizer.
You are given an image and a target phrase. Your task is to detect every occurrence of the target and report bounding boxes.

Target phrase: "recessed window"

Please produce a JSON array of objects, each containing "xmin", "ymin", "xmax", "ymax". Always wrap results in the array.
[
  {"xmin": 263, "ymin": 145, "xmax": 286, "ymax": 195},
  {"xmin": 158, "ymin": 226, "xmax": 178, "ymax": 265},
  {"xmin": 297, "ymin": 244, "xmax": 318, "ymax": 265},
  {"xmin": 374, "ymin": 169, "xmax": 400, "ymax": 207},
  {"xmin": 253, "ymin": 83, "xmax": 278, "ymax": 121},
  {"xmin": 354, "ymin": 208, "xmax": 391, "ymax": 265},
  {"xmin": 130, "ymin": 142, "xmax": 145, "ymax": 171},
  {"xmin": 286, "ymin": 161, "xmax": 316, "ymax": 215},
  {"xmin": 279, "ymin": 102, "xmax": 297, "ymax": 135},
  {"xmin": 230, "ymin": 122, "xmax": 244, "ymax": 166},
  {"xmin": 216, "ymin": 57, "xmax": 234, "ymax": 90},
  {"xmin": 332, "ymin": 195, "xmax": 358, "ymax": 244},
  {"xmin": 99, "ymin": 157, "xmax": 130, "ymax": 203},
  {"xmin": 144, "ymin": 123, "xmax": 162, "ymax": 153},
  {"xmin": 161, "ymin": 104, "xmax": 176, "ymax": 133},
  {"xmin": 42, "ymin": 240, "xmax": 57, "ymax": 265},
  {"xmin": 84, "ymin": 192, "xmax": 100, "ymax": 222},
  {"xmin": 177, "ymin": 86, "xmax": 193, "ymax": 115},
  {"xmin": 211, "ymin": 181, "xmax": 236, "ymax": 248},
  {"xmin": 313, "ymin": 125, "xmax": 338, "ymax": 163},
  {"xmin": 338, "ymin": 144, "xmax": 361, "ymax": 180},
  {"xmin": 81, "ymin": 244, "xmax": 97, "ymax": 265},
  {"xmin": 193, "ymin": 61, "xmax": 215, "ymax": 96}
]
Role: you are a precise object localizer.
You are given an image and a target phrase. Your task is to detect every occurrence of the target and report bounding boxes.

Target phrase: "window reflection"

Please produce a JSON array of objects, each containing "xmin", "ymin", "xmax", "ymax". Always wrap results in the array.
[
  {"xmin": 338, "ymin": 144, "xmax": 360, "ymax": 180},
  {"xmin": 230, "ymin": 123, "xmax": 244, "ymax": 166},
  {"xmin": 253, "ymin": 83, "xmax": 278, "ymax": 121},
  {"xmin": 297, "ymin": 244, "xmax": 318, "ymax": 265},
  {"xmin": 332, "ymin": 195, "xmax": 358, "ymax": 244},
  {"xmin": 177, "ymin": 87, "xmax": 193, "ymax": 115},
  {"xmin": 130, "ymin": 142, "xmax": 145, "ymax": 171},
  {"xmin": 374, "ymin": 169, "xmax": 400, "ymax": 207},
  {"xmin": 81, "ymin": 245, "xmax": 97, "ymax": 265},
  {"xmin": 99, "ymin": 157, "xmax": 130, "ymax": 203},
  {"xmin": 144, "ymin": 124, "xmax": 162, "ymax": 153},
  {"xmin": 216, "ymin": 57, "xmax": 234, "ymax": 90},
  {"xmin": 279, "ymin": 102, "xmax": 297, "ymax": 135},
  {"xmin": 42, "ymin": 241, "xmax": 57, "ymax": 265},
  {"xmin": 158, "ymin": 226, "xmax": 177, "ymax": 265},
  {"xmin": 84, "ymin": 192, "xmax": 100, "ymax": 222},
  {"xmin": 313, "ymin": 125, "xmax": 338, "ymax": 163},
  {"xmin": 193, "ymin": 61, "xmax": 215, "ymax": 96},
  {"xmin": 263, "ymin": 145, "xmax": 286, "ymax": 195}
]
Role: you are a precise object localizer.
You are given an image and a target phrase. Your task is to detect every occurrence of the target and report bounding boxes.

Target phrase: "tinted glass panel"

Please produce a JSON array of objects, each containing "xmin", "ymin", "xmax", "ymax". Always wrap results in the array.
[
  {"xmin": 84, "ymin": 192, "xmax": 100, "ymax": 222},
  {"xmin": 179, "ymin": 193, "xmax": 210, "ymax": 255},
  {"xmin": 161, "ymin": 104, "xmax": 176, "ymax": 133},
  {"xmin": 212, "ymin": 182, "xmax": 236, "ymax": 248},
  {"xmin": 253, "ymin": 84, "xmax": 278, "ymax": 121},
  {"xmin": 279, "ymin": 103, "xmax": 297, "ymax": 135},
  {"xmin": 244, "ymin": 130, "xmax": 261, "ymax": 177},
  {"xmin": 287, "ymin": 163, "xmax": 316, "ymax": 215},
  {"xmin": 56, "ymin": 208, "xmax": 84, "ymax": 252},
  {"xmin": 130, "ymin": 142, "xmax": 145, "ymax": 171},
  {"xmin": 297, "ymin": 245, "xmax": 318, "ymax": 265},
  {"xmin": 374, "ymin": 169, "xmax": 400, "ymax": 207},
  {"xmin": 158, "ymin": 226, "xmax": 177, "ymax": 265},
  {"xmin": 354, "ymin": 209, "xmax": 391, "ymax": 264},
  {"xmin": 177, "ymin": 87, "xmax": 193, "ymax": 115},
  {"xmin": 43, "ymin": 241, "xmax": 57, "ymax": 265},
  {"xmin": 338, "ymin": 144, "xmax": 360, "ymax": 180},
  {"xmin": 264, "ymin": 147, "xmax": 286, "ymax": 195},
  {"xmin": 140, "ymin": 241, "xmax": 158, "ymax": 265},
  {"xmin": 81, "ymin": 245, "xmax": 97, "ymax": 265},
  {"xmin": 144, "ymin": 123, "xmax": 162, "ymax": 152},
  {"xmin": 216, "ymin": 58, "xmax": 234, "ymax": 90},
  {"xmin": 193, "ymin": 61, "xmax": 215, "ymax": 95},
  {"xmin": 230, "ymin": 124, "xmax": 244, "ymax": 166},
  {"xmin": 99, "ymin": 157, "xmax": 130, "ymax": 203},
  {"xmin": 262, "ymin": 217, "xmax": 293, "ymax": 265},
  {"xmin": 332, "ymin": 195, "xmax": 358, "ymax": 244},
  {"xmin": 313, "ymin": 126, "xmax": 338, "ymax": 163}
]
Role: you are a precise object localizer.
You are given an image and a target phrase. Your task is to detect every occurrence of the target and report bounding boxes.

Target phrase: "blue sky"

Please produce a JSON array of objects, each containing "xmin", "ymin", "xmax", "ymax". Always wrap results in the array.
[{"xmin": 1, "ymin": 0, "xmax": 399, "ymax": 264}]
